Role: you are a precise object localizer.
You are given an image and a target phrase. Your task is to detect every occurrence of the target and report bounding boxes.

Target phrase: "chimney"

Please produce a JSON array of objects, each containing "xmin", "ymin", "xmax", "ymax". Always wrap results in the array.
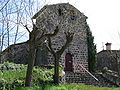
[{"xmin": 105, "ymin": 42, "xmax": 112, "ymax": 50}]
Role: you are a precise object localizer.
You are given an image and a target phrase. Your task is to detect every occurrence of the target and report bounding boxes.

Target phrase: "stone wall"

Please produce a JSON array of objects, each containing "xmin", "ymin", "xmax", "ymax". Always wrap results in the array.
[
  {"xmin": 1, "ymin": 3, "xmax": 89, "ymax": 72},
  {"xmin": 1, "ymin": 42, "xmax": 29, "ymax": 64},
  {"xmin": 0, "ymin": 42, "xmax": 49, "ymax": 66},
  {"xmin": 101, "ymin": 72, "xmax": 120, "ymax": 86},
  {"xmin": 65, "ymin": 71, "xmax": 118, "ymax": 87},
  {"xmin": 35, "ymin": 3, "xmax": 88, "ymax": 73},
  {"xmin": 96, "ymin": 50, "xmax": 120, "ymax": 73}
]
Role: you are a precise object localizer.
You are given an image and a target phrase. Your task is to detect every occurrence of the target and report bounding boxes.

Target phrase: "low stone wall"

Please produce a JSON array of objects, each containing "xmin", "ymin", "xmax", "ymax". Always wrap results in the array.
[
  {"xmin": 65, "ymin": 71, "xmax": 119, "ymax": 87},
  {"xmin": 101, "ymin": 73, "xmax": 120, "ymax": 86},
  {"xmin": 99, "ymin": 69, "xmax": 120, "ymax": 87},
  {"xmin": 65, "ymin": 72, "xmax": 99, "ymax": 85},
  {"xmin": 93, "ymin": 73, "xmax": 117, "ymax": 87}
]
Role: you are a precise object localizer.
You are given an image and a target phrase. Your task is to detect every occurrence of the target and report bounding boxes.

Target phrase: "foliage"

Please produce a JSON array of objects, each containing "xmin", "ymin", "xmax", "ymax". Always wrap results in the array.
[
  {"xmin": 86, "ymin": 25, "xmax": 97, "ymax": 72},
  {"xmin": 15, "ymin": 83, "xmax": 120, "ymax": 90},
  {"xmin": 0, "ymin": 62, "xmax": 54, "ymax": 89},
  {"xmin": 0, "ymin": 62, "xmax": 120, "ymax": 89},
  {"xmin": 0, "ymin": 62, "xmax": 27, "ymax": 89}
]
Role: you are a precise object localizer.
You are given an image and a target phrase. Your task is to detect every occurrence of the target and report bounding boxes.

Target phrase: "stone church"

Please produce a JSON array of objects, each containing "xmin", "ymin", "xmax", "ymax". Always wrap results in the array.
[
  {"xmin": 32, "ymin": 3, "xmax": 88, "ymax": 73},
  {"xmin": 1, "ymin": 3, "xmax": 97, "ymax": 84}
]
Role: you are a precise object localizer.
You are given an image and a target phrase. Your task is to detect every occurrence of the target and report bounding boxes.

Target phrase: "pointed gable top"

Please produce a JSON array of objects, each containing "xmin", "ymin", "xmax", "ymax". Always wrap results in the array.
[{"xmin": 32, "ymin": 3, "xmax": 87, "ymax": 19}]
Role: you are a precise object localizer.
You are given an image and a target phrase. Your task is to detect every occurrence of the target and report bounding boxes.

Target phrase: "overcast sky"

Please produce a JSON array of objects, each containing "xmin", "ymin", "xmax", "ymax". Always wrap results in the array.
[{"xmin": 43, "ymin": 0, "xmax": 120, "ymax": 52}]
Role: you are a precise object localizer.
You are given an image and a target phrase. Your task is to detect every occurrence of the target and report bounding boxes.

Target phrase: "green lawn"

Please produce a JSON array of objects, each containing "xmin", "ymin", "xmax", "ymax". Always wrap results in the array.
[{"xmin": 15, "ymin": 83, "xmax": 120, "ymax": 90}]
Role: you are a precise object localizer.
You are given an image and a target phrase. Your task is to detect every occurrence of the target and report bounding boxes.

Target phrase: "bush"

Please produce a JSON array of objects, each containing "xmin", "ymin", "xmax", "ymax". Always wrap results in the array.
[{"xmin": 0, "ymin": 62, "xmax": 54, "ymax": 89}]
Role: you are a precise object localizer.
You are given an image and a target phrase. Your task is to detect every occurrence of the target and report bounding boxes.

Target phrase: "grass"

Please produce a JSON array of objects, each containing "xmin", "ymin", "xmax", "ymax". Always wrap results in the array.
[
  {"xmin": 0, "ymin": 62, "xmax": 120, "ymax": 90},
  {"xmin": 0, "ymin": 62, "xmax": 54, "ymax": 89},
  {"xmin": 15, "ymin": 83, "xmax": 120, "ymax": 90}
]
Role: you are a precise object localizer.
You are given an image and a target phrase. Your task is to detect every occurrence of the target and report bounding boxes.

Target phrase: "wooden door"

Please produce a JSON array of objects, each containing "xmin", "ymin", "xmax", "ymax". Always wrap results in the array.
[{"xmin": 65, "ymin": 53, "xmax": 73, "ymax": 71}]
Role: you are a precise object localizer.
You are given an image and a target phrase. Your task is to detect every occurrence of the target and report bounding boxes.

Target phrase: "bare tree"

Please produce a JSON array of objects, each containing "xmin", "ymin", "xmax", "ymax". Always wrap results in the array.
[
  {"xmin": 0, "ymin": 0, "xmax": 49, "ymax": 86},
  {"xmin": 24, "ymin": 22, "xmax": 59, "ymax": 86},
  {"xmin": 24, "ymin": 22, "xmax": 74, "ymax": 85},
  {"xmin": 1, "ymin": 0, "xmax": 73, "ymax": 86},
  {"xmin": 46, "ymin": 31, "xmax": 74, "ymax": 84},
  {"xmin": 0, "ymin": 0, "xmax": 45, "ymax": 51},
  {"xmin": 0, "ymin": 0, "xmax": 10, "ymax": 11},
  {"xmin": 0, "ymin": 0, "xmax": 11, "ymax": 62},
  {"xmin": 0, "ymin": 0, "xmax": 45, "ymax": 62},
  {"xmin": 24, "ymin": 23, "xmax": 37, "ymax": 86}
]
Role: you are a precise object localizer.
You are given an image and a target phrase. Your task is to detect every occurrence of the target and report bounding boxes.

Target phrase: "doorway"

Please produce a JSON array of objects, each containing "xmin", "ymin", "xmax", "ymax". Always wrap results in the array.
[{"xmin": 64, "ymin": 53, "xmax": 73, "ymax": 71}]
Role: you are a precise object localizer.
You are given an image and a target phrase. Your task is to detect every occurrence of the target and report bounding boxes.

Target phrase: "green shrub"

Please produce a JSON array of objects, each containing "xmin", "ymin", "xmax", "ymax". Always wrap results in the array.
[{"xmin": 0, "ymin": 62, "xmax": 54, "ymax": 89}]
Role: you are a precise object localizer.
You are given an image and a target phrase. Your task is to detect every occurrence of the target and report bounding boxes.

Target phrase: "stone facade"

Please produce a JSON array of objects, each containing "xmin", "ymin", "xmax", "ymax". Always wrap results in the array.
[
  {"xmin": 96, "ymin": 50, "xmax": 120, "ymax": 74},
  {"xmin": 0, "ymin": 42, "xmax": 29, "ymax": 64},
  {"xmin": 33, "ymin": 3, "xmax": 88, "ymax": 74},
  {"xmin": 95, "ymin": 50, "xmax": 120, "ymax": 87},
  {"xmin": 1, "ymin": 3, "xmax": 90, "ymax": 83}
]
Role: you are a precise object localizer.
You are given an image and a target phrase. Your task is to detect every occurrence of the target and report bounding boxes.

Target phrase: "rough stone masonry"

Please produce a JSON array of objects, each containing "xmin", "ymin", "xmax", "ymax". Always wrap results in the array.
[
  {"xmin": 32, "ymin": 3, "xmax": 88, "ymax": 73},
  {"xmin": 1, "ymin": 3, "xmax": 96, "ymax": 84}
]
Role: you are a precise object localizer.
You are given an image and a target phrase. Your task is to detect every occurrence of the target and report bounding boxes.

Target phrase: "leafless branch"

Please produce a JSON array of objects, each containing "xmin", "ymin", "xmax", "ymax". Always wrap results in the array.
[
  {"xmin": 57, "ymin": 32, "xmax": 74, "ymax": 55},
  {"xmin": 0, "ymin": 0, "xmax": 10, "ymax": 11},
  {"xmin": 47, "ymin": 36, "xmax": 55, "ymax": 54},
  {"xmin": 16, "ymin": 32, "xmax": 27, "ymax": 42},
  {"xmin": 35, "ymin": 26, "xmax": 59, "ymax": 45},
  {"xmin": 24, "ymin": 25, "xmax": 31, "ymax": 33}
]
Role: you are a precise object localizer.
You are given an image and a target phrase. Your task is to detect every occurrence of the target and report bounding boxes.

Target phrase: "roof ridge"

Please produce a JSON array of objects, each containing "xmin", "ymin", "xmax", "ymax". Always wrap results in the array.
[{"xmin": 97, "ymin": 50, "xmax": 120, "ymax": 54}]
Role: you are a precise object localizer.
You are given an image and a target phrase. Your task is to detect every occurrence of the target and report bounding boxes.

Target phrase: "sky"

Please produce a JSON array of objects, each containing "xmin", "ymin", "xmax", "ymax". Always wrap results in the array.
[{"xmin": 43, "ymin": 0, "xmax": 120, "ymax": 52}]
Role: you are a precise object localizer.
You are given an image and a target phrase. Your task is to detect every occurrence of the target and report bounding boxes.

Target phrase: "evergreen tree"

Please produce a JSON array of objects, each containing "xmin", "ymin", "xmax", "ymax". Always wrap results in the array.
[{"xmin": 86, "ymin": 25, "xmax": 96, "ymax": 72}]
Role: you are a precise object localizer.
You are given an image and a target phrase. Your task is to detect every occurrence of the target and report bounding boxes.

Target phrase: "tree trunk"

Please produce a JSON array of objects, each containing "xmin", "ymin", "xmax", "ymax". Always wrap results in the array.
[
  {"xmin": 25, "ymin": 42, "xmax": 36, "ymax": 86},
  {"xmin": 25, "ymin": 33, "xmax": 36, "ymax": 86},
  {"xmin": 54, "ymin": 54, "xmax": 60, "ymax": 84}
]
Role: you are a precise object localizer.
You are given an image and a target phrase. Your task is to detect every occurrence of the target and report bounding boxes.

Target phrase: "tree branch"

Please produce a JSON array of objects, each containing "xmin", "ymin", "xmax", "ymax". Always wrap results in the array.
[
  {"xmin": 45, "ymin": 45, "xmax": 52, "ymax": 52},
  {"xmin": 45, "ymin": 26, "xmax": 59, "ymax": 37},
  {"xmin": 24, "ymin": 25, "xmax": 31, "ymax": 33},
  {"xmin": 0, "ymin": 0, "xmax": 10, "ymax": 12},
  {"xmin": 35, "ymin": 26, "xmax": 59, "ymax": 45},
  {"xmin": 47, "ymin": 36, "xmax": 55, "ymax": 55},
  {"xmin": 57, "ymin": 32, "xmax": 74, "ymax": 55}
]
